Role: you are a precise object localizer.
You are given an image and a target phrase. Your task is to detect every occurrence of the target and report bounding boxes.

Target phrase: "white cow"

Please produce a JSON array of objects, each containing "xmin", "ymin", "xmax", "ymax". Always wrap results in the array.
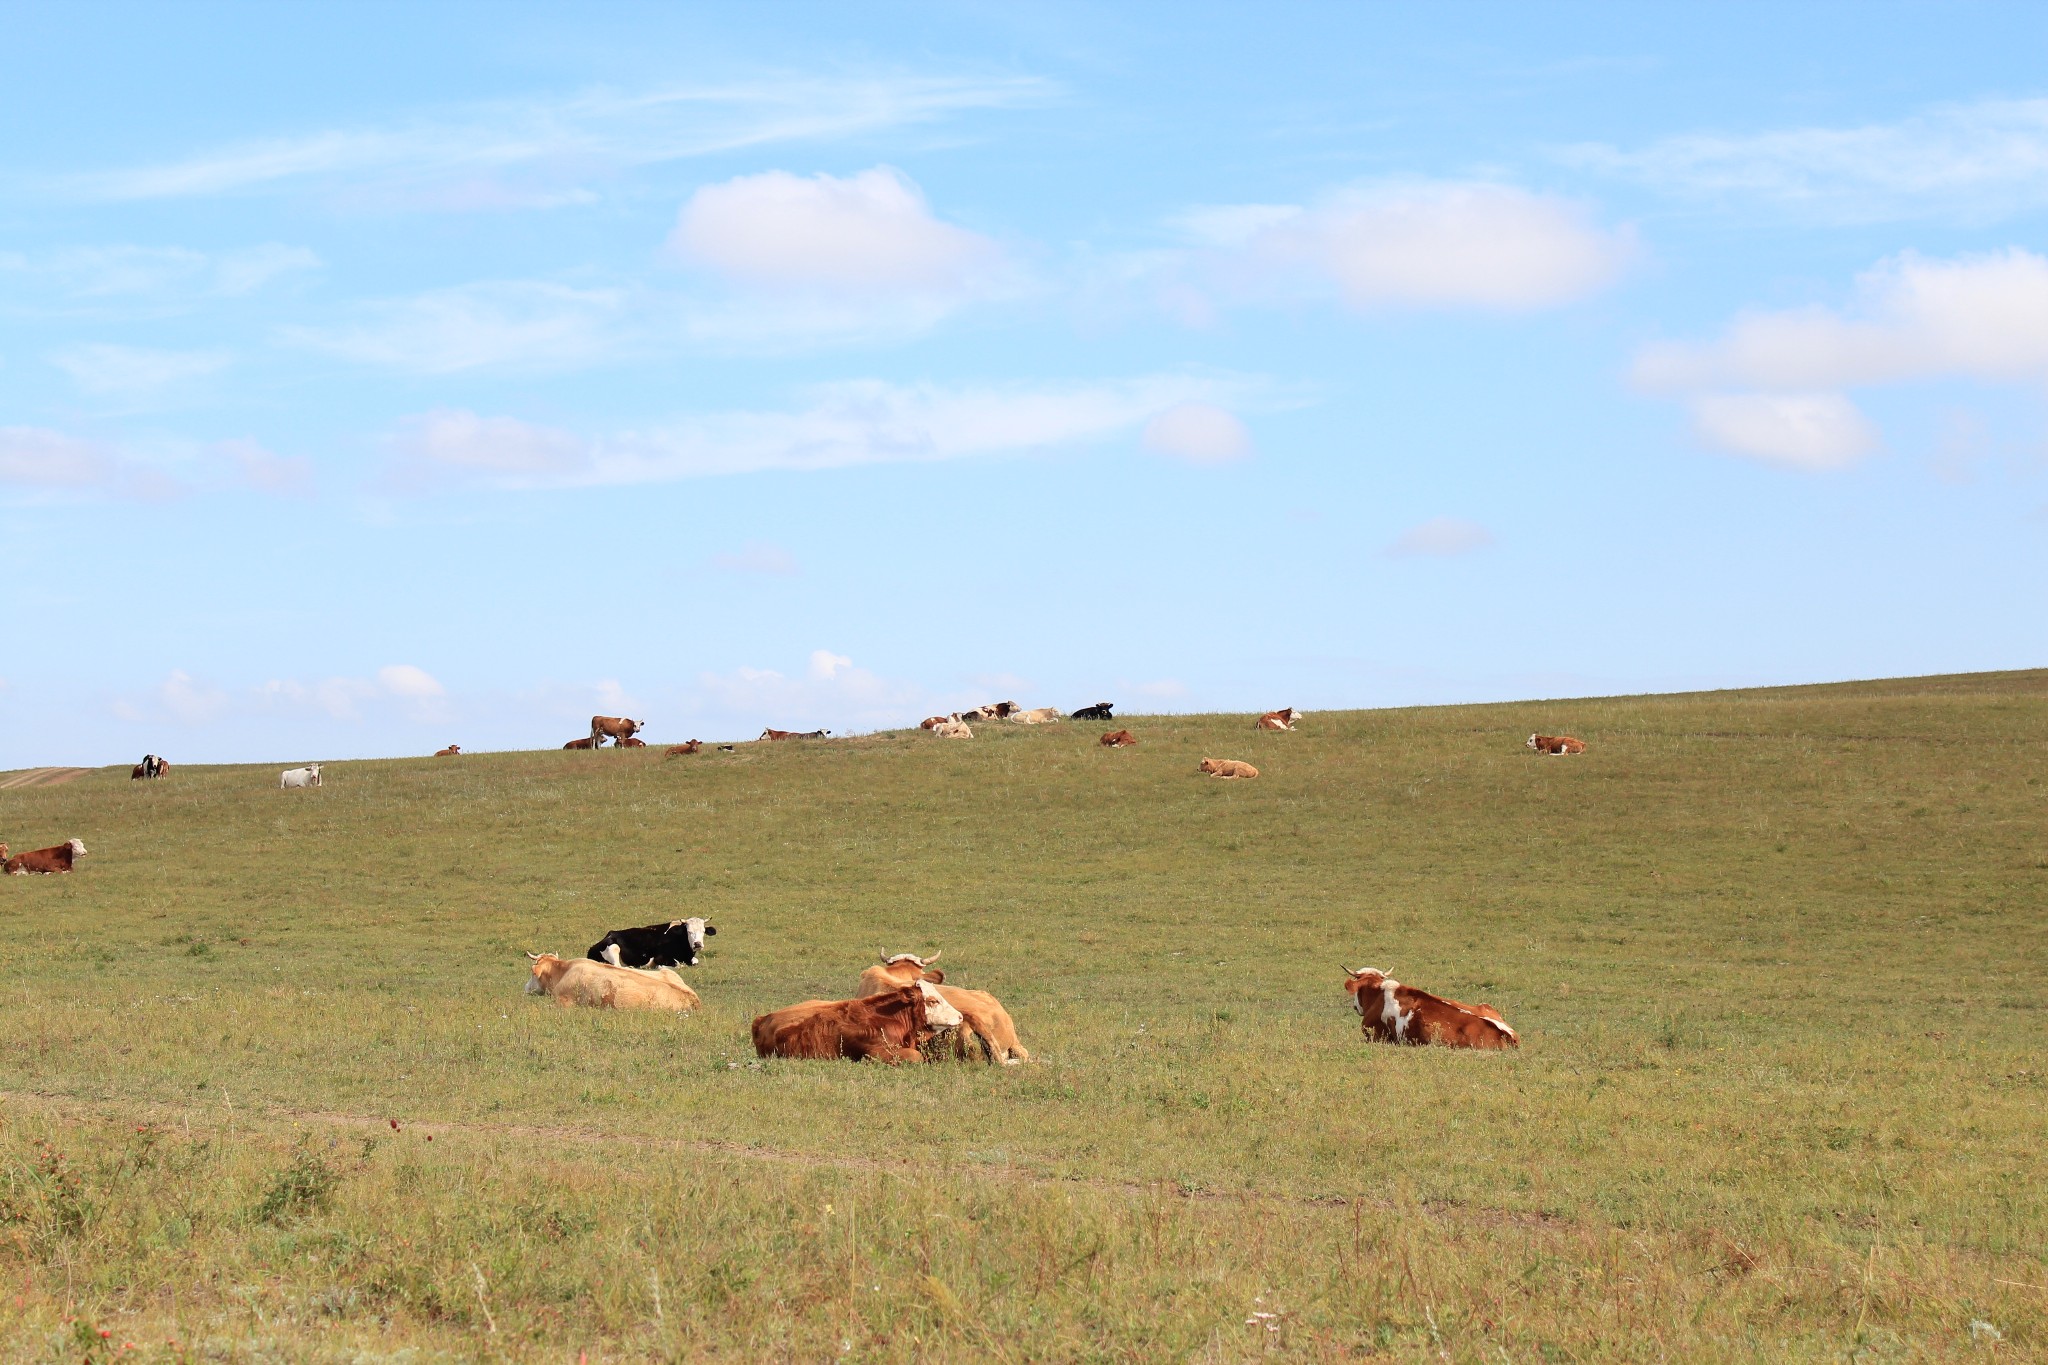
[
  {"xmin": 933, "ymin": 720, "xmax": 974, "ymax": 739},
  {"xmin": 1009, "ymin": 707, "xmax": 1063, "ymax": 725},
  {"xmin": 279, "ymin": 764, "xmax": 323, "ymax": 789}
]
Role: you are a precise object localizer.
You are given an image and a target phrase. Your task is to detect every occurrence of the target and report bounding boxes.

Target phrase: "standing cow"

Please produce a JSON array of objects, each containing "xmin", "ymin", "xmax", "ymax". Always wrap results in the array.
[
  {"xmin": 279, "ymin": 765, "xmax": 322, "ymax": 789},
  {"xmin": 590, "ymin": 716, "xmax": 645, "ymax": 748},
  {"xmin": 131, "ymin": 754, "xmax": 168, "ymax": 780}
]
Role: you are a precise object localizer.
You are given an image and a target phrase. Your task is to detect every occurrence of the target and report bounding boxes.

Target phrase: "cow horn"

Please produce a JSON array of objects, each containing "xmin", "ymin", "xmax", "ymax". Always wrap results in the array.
[
  {"xmin": 1343, "ymin": 965, "xmax": 1363, "ymax": 977},
  {"xmin": 526, "ymin": 952, "xmax": 542, "ymax": 961},
  {"xmin": 878, "ymin": 951, "xmax": 890, "ymax": 965},
  {"xmin": 923, "ymin": 951, "xmax": 940, "ymax": 965}
]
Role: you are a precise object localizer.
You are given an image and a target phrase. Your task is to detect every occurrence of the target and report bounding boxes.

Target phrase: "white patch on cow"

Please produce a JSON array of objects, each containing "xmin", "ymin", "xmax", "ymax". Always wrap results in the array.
[
  {"xmin": 1479, "ymin": 1016, "xmax": 1517, "ymax": 1041},
  {"xmin": 602, "ymin": 943, "xmax": 624, "ymax": 968},
  {"xmin": 917, "ymin": 980, "xmax": 964, "ymax": 1028},
  {"xmin": 1379, "ymin": 981, "xmax": 1405, "ymax": 1035}
]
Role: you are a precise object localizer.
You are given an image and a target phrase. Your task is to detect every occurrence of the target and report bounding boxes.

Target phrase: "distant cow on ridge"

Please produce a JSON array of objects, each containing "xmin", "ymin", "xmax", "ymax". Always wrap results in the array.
[
  {"xmin": 1071, "ymin": 702, "xmax": 1114, "ymax": 721},
  {"xmin": 760, "ymin": 728, "xmax": 829, "ymax": 741},
  {"xmin": 590, "ymin": 716, "xmax": 645, "ymax": 748},
  {"xmin": 279, "ymin": 765, "xmax": 322, "ymax": 789},
  {"xmin": 131, "ymin": 754, "xmax": 168, "ymax": 780},
  {"xmin": 434, "ymin": 744, "xmax": 462, "ymax": 757},
  {"xmin": 1255, "ymin": 708, "xmax": 1302, "ymax": 731},
  {"xmin": 1527, "ymin": 734, "xmax": 1586, "ymax": 755}
]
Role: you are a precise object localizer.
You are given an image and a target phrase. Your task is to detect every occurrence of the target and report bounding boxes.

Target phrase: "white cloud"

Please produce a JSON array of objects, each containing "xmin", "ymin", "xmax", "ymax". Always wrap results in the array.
[
  {"xmin": 0, "ymin": 243, "xmax": 320, "ymax": 299},
  {"xmin": 161, "ymin": 670, "xmax": 231, "ymax": 726},
  {"xmin": 1685, "ymin": 392, "xmax": 1879, "ymax": 471},
  {"xmin": 0, "ymin": 426, "xmax": 115, "ymax": 487},
  {"xmin": 1164, "ymin": 181, "xmax": 1634, "ymax": 317},
  {"xmin": 283, "ymin": 281, "xmax": 624, "ymax": 373},
  {"xmin": 708, "ymin": 541, "xmax": 798, "ymax": 576},
  {"xmin": 691, "ymin": 652, "xmax": 925, "ymax": 733},
  {"xmin": 218, "ymin": 438, "xmax": 313, "ymax": 496},
  {"xmin": 1387, "ymin": 517, "xmax": 1496, "ymax": 557},
  {"xmin": 51, "ymin": 344, "xmax": 232, "ymax": 396},
  {"xmin": 63, "ymin": 76, "xmax": 1050, "ymax": 207},
  {"xmin": 376, "ymin": 664, "xmax": 445, "ymax": 699},
  {"xmin": 393, "ymin": 372, "xmax": 1267, "ymax": 490},
  {"xmin": 254, "ymin": 664, "xmax": 448, "ymax": 722},
  {"xmin": 1141, "ymin": 402, "xmax": 1253, "ymax": 464},
  {"xmin": 808, "ymin": 649, "xmax": 853, "ymax": 681},
  {"xmin": 1563, "ymin": 97, "xmax": 2048, "ymax": 222}
]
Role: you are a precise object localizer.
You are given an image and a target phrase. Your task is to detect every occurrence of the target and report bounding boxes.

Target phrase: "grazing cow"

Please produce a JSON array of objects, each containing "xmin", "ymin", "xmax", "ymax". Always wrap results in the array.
[
  {"xmin": 434, "ymin": 744, "xmax": 462, "ymax": 757},
  {"xmin": 857, "ymin": 953, "xmax": 1030, "ymax": 1064},
  {"xmin": 1009, "ymin": 707, "xmax": 1062, "ymax": 725},
  {"xmin": 760, "ymin": 728, "xmax": 830, "ymax": 741},
  {"xmin": 665, "ymin": 741, "xmax": 703, "ymax": 757},
  {"xmin": 752, "ymin": 983, "xmax": 956, "ymax": 1063},
  {"xmin": 4, "ymin": 838, "xmax": 86, "ymax": 875},
  {"xmin": 279, "ymin": 764, "xmax": 322, "ymax": 789},
  {"xmin": 1527, "ymin": 734, "xmax": 1586, "ymax": 755},
  {"xmin": 587, "ymin": 917, "xmax": 718, "ymax": 970},
  {"xmin": 933, "ymin": 720, "xmax": 973, "ymax": 739},
  {"xmin": 524, "ymin": 953, "xmax": 699, "ymax": 1012},
  {"xmin": 1071, "ymin": 702, "xmax": 1115, "ymax": 721},
  {"xmin": 1256, "ymin": 707, "xmax": 1303, "ymax": 731},
  {"xmin": 563, "ymin": 737, "xmax": 598, "ymax": 750},
  {"xmin": 618, "ymin": 736, "xmax": 647, "ymax": 748},
  {"xmin": 1099, "ymin": 729, "xmax": 1137, "ymax": 747},
  {"xmin": 1198, "ymin": 758, "xmax": 1259, "ymax": 779},
  {"xmin": 1342, "ymin": 967, "xmax": 1517, "ymax": 1050},
  {"xmin": 131, "ymin": 754, "xmax": 168, "ymax": 780},
  {"xmin": 590, "ymin": 716, "xmax": 645, "ymax": 748}
]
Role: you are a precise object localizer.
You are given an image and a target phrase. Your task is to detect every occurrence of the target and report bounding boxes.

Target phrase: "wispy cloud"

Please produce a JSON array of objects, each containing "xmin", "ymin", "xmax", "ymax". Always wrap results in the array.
[
  {"xmin": 282, "ymin": 280, "xmax": 627, "ymax": 373},
  {"xmin": 58, "ymin": 75, "xmax": 1053, "ymax": 208},
  {"xmin": 1141, "ymin": 402, "xmax": 1253, "ymax": 464},
  {"xmin": 0, "ymin": 425, "xmax": 183, "ymax": 501},
  {"xmin": 51, "ymin": 343, "xmax": 232, "ymax": 397},
  {"xmin": 390, "ymin": 372, "xmax": 1272, "ymax": 490},
  {"xmin": 0, "ymin": 243, "xmax": 320, "ymax": 300},
  {"xmin": 1387, "ymin": 517, "xmax": 1496, "ymax": 557},
  {"xmin": 1562, "ymin": 97, "xmax": 2048, "ymax": 222}
]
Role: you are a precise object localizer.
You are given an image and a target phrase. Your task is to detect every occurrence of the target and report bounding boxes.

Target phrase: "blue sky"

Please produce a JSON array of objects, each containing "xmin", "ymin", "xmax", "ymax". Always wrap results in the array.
[{"xmin": 3, "ymin": 1, "xmax": 2043, "ymax": 765}]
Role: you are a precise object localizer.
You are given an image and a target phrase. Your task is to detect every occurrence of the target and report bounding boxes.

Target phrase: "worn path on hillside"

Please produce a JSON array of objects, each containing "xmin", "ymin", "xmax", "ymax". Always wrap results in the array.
[{"xmin": 0, "ymin": 767, "xmax": 92, "ymax": 790}]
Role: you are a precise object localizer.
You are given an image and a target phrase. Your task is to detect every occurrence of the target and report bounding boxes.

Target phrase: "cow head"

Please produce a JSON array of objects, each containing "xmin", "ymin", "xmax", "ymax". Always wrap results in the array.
[
  {"xmin": 1198, "ymin": 758, "xmax": 1220, "ymax": 775},
  {"xmin": 1526, "ymin": 734, "xmax": 1542, "ymax": 751},
  {"xmin": 666, "ymin": 916, "xmax": 717, "ymax": 966},
  {"xmin": 64, "ymin": 839, "xmax": 86, "ymax": 857},
  {"xmin": 1343, "ymin": 966, "xmax": 1389, "ymax": 1015},
  {"xmin": 878, "ymin": 950, "xmax": 944, "ymax": 985},
  {"xmin": 915, "ymin": 979, "xmax": 964, "ymax": 1030},
  {"xmin": 525, "ymin": 952, "xmax": 568, "ymax": 994}
]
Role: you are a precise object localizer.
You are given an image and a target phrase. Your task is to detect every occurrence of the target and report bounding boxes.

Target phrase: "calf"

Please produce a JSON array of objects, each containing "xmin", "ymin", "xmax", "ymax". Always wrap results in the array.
[
  {"xmin": 588, "ymin": 917, "xmax": 717, "ymax": 969},
  {"xmin": 1527, "ymin": 734, "xmax": 1586, "ymax": 755},
  {"xmin": 1099, "ymin": 729, "xmax": 1137, "ymax": 747},
  {"xmin": 434, "ymin": 744, "xmax": 462, "ymax": 757},
  {"xmin": 279, "ymin": 764, "xmax": 322, "ymax": 789},
  {"xmin": 590, "ymin": 716, "xmax": 645, "ymax": 748},
  {"xmin": 760, "ymin": 728, "xmax": 830, "ymax": 740},
  {"xmin": 1071, "ymin": 702, "xmax": 1115, "ymax": 721},
  {"xmin": 5, "ymin": 838, "xmax": 86, "ymax": 875},
  {"xmin": 858, "ymin": 953, "xmax": 1031, "ymax": 1064},
  {"xmin": 563, "ymin": 737, "xmax": 599, "ymax": 750},
  {"xmin": 524, "ymin": 953, "xmax": 699, "ymax": 1012},
  {"xmin": 665, "ymin": 741, "xmax": 703, "ymax": 757},
  {"xmin": 1343, "ymin": 967, "xmax": 1517, "ymax": 1050},
  {"xmin": 618, "ymin": 736, "xmax": 647, "ymax": 748},
  {"xmin": 753, "ymin": 984, "xmax": 942, "ymax": 1063},
  {"xmin": 1255, "ymin": 707, "xmax": 1302, "ymax": 731},
  {"xmin": 1198, "ymin": 758, "xmax": 1259, "ymax": 779}
]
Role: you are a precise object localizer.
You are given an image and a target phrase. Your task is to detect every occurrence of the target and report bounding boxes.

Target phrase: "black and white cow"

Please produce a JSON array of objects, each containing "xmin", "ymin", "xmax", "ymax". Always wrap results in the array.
[
  {"xmin": 587, "ymin": 917, "xmax": 718, "ymax": 969},
  {"xmin": 1070, "ymin": 701, "xmax": 1114, "ymax": 721}
]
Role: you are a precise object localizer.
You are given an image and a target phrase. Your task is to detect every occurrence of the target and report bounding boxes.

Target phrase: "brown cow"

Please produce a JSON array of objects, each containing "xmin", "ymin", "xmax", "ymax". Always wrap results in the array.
[
  {"xmin": 590, "ymin": 716, "xmax": 645, "ymax": 747},
  {"xmin": 919, "ymin": 714, "xmax": 957, "ymax": 730},
  {"xmin": 1527, "ymin": 733, "xmax": 1586, "ymax": 755},
  {"xmin": 618, "ymin": 736, "xmax": 647, "ymax": 748},
  {"xmin": 1099, "ymin": 729, "xmax": 1137, "ymax": 747},
  {"xmin": 1255, "ymin": 707, "xmax": 1302, "ymax": 731},
  {"xmin": 131, "ymin": 754, "xmax": 169, "ymax": 780},
  {"xmin": 5, "ymin": 838, "xmax": 87, "ymax": 876},
  {"xmin": 665, "ymin": 741, "xmax": 703, "ymax": 757},
  {"xmin": 1198, "ymin": 758, "xmax": 1259, "ymax": 779},
  {"xmin": 752, "ymin": 984, "xmax": 945, "ymax": 1063},
  {"xmin": 858, "ymin": 953, "xmax": 1031, "ymax": 1064},
  {"xmin": 563, "ymin": 737, "xmax": 598, "ymax": 750},
  {"xmin": 434, "ymin": 744, "xmax": 462, "ymax": 757},
  {"xmin": 1342, "ymin": 967, "xmax": 1517, "ymax": 1050},
  {"xmin": 523, "ymin": 953, "xmax": 699, "ymax": 1012},
  {"xmin": 760, "ymin": 727, "xmax": 829, "ymax": 740}
]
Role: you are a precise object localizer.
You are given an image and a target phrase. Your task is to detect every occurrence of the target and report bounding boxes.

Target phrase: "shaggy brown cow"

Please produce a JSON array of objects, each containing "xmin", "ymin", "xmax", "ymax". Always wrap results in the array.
[
  {"xmin": 1527, "ymin": 733, "xmax": 1586, "ymax": 755},
  {"xmin": 752, "ymin": 984, "xmax": 940, "ymax": 1063},
  {"xmin": 1342, "ymin": 967, "xmax": 1517, "ymax": 1050},
  {"xmin": 1099, "ymin": 729, "xmax": 1137, "ymax": 747},
  {"xmin": 563, "ymin": 737, "xmax": 598, "ymax": 750},
  {"xmin": 1255, "ymin": 707, "xmax": 1302, "ymax": 731},
  {"xmin": 523, "ymin": 953, "xmax": 699, "ymax": 1012},
  {"xmin": 1198, "ymin": 758, "xmax": 1259, "ymax": 779},
  {"xmin": 434, "ymin": 744, "xmax": 462, "ymax": 757},
  {"xmin": 590, "ymin": 715, "xmax": 645, "ymax": 747},
  {"xmin": 665, "ymin": 741, "xmax": 703, "ymax": 757},
  {"xmin": 5, "ymin": 838, "xmax": 87, "ymax": 875},
  {"xmin": 858, "ymin": 953, "xmax": 1031, "ymax": 1064}
]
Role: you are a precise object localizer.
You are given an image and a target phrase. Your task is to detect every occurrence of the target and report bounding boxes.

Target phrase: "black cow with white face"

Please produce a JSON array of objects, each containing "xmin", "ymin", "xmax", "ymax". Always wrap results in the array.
[
  {"xmin": 1070, "ymin": 702, "xmax": 1114, "ymax": 721},
  {"xmin": 587, "ymin": 917, "xmax": 718, "ymax": 969}
]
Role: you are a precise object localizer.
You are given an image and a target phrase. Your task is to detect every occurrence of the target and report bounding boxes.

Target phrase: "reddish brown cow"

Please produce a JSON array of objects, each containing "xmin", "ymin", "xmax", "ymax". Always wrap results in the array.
[
  {"xmin": 752, "ymin": 985, "xmax": 932, "ymax": 1063},
  {"xmin": 1527, "ymin": 734, "xmax": 1586, "ymax": 755},
  {"xmin": 1342, "ymin": 967, "xmax": 1517, "ymax": 1050},
  {"xmin": 5, "ymin": 838, "xmax": 87, "ymax": 876},
  {"xmin": 760, "ymin": 727, "xmax": 829, "ymax": 740},
  {"xmin": 590, "ymin": 715, "xmax": 645, "ymax": 747},
  {"xmin": 665, "ymin": 741, "xmax": 702, "ymax": 757},
  {"xmin": 1255, "ymin": 707, "xmax": 1302, "ymax": 731},
  {"xmin": 434, "ymin": 744, "xmax": 462, "ymax": 757},
  {"xmin": 618, "ymin": 737, "xmax": 647, "ymax": 748},
  {"xmin": 919, "ymin": 715, "xmax": 958, "ymax": 730},
  {"xmin": 563, "ymin": 737, "xmax": 598, "ymax": 750},
  {"xmin": 1099, "ymin": 729, "xmax": 1138, "ymax": 747}
]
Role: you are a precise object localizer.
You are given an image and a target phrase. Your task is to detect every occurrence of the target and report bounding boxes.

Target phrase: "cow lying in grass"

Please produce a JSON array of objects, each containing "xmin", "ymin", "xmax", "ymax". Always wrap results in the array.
[
  {"xmin": 1199, "ymin": 758, "xmax": 1258, "ymax": 779},
  {"xmin": 524, "ymin": 953, "xmax": 699, "ymax": 1012},
  {"xmin": 859, "ymin": 952, "xmax": 1031, "ymax": 1064},
  {"xmin": 932, "ymin": 719, "xmax": 973, "ymax": 739},
  {"xmin": 665, "ymin": 741, "xmax": 702, "ymax": 756},
  {"xmin": 1342, "ymin": 967, "xmax": 1517, "ymax": 1050},
  {"xmin": 1099, "ymin": 729, "xmax": 1137, "ymax": 747},
  {"xmin": 131, "ymin": 754, "xmax": 168, "ymax": 780},
  {"xmin": 279, "ymin": 765, "xmax": 322, "ymax": 789},
  {"xmin": 5, "ymin": 839, "xmax": 86, "ymax": 875},
  {"xmin": 752, "ymin": 983, "xmax": 958, "ymax": 1063},
  {"xmin": 1527, "ymin": 733, "xmax": 1586, "ymax": 755},
  {"xmin": 434, "ymin": 744, "xmax": 461, "ymax": 757},
  {"xmin": 588, "ymin": 917, "xmax": 716, "ymax": 969},
  {"xmin": 1009, "ymin": 707, "xmax": 1062, "ymax": 725},
  {"xmin": 761, "ymin": 728, "xmax": 830, "ymax": 740},
  {"xmin": 1071, "ymin": 701, "xmax": 1114, "ymax": 720},
  {"xmin": 1255, "ymin": 707, "xmax": 1302, "ymax": 731}
]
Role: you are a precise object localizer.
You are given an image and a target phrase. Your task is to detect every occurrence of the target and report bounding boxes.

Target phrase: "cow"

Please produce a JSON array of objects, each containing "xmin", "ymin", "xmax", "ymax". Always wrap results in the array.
[
  {"xmin": 760, "ymin": 728, "xmax": 830, "ymax": 741},
  {"xmin": 524, "ymin": 953, "xmax": 699, "ymax": 1012},
  {"xmin": 590, "ymin": 716, "xmax": 645, "ymax": 748},
  {"xmin": 434, "ymin": 744, "xmax": 462, "ymax": 757},
  {"xmin": 1009, "ymin": 707, "xmax": 1062, "ymax": 725},
  {"xmin": 1342, "ymin": 967, "xmax": 1517, "ymax": 1050},
  {"xmin": 752, "ymin": 983, "xmax": 958, "ymax": 1063},
  {"xmin": 587, "ymin": 917, "xmax": 717, "ymax": 970},
  {"xmin": 1527, "ymin": 734, "xmax": 1586, "ymax": 755},
  {"xmin": 618, "ymin": 737, "xmax": 647, "ymax": 748},
  {"xmin": 4, "ymin": 838, "xmax": 86, "ymax": 875},
  {"xmin": 1198, "ymin": 758, "xmax": 1259, "ymax": 779},
  {"xmin": 279, "ymin": 765, "xmax": 322, "ymax": 789},
  {"xmin": 131, "ymin": 754, "xmax": 168, "ymax": 780},
  {"xmin": 1255, "ymin": 708, "xmax": 1303, "ymax": 731},
  {"xmin": 857, "ymin": 952, "xmax": 1030, "ymax": 1064},
  {"xmin": 919, "ymin": 714, "xmax": 959, "ymax": 730},
  {"xmin": 665, "ymin": 741, "xmax": 703, "ymax": 757},
  {"xmin": 1099, "ymin": 729, "xmax": 1137, "ymax": 747},
  {"xmin": 1071, "ymin": 702, "xmax": 1115, "ymax": 721},
  {"xmin": 933, "ymin": 720, "xmax": 973, "ymax": 739},
  {"xmin": 963, "ymin": 701, "xmax": 1021, "ymax": 721},
  {"xmin": 563, "ymin": 737, "xmax": 599, "ymax": 750}
]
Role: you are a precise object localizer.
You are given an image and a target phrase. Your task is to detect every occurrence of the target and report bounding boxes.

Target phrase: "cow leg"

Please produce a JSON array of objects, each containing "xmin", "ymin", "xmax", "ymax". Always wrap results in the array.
[{"xmin": 602, "ymin": 943, "xmax": 624, "ymax": 968}]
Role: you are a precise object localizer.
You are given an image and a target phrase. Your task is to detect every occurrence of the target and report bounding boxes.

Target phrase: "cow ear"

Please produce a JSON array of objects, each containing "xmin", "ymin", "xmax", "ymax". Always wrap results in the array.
[{"xmin": 703, "ymin": 925, "xmax": 716, "ymax": 935}]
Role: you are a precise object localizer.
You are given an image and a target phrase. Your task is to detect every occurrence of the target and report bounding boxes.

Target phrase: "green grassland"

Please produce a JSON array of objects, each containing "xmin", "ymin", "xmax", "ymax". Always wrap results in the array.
[{"xmin": 1, "ymin": 672, "xmax": 2044, "ymax": 1362}]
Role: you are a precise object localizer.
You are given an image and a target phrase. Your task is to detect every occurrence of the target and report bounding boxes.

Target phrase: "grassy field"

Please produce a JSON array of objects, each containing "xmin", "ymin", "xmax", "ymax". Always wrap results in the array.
[{"xmin": 1, "ymin": 672, "xmax": 2044, "ymax": 1362}]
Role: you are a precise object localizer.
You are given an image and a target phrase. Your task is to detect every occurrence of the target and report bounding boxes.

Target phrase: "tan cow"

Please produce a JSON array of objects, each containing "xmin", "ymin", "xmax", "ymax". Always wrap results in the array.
[
  {"xmin": 665, "ymin": 741, "xmax": 703, "ymax": 757},
  {"xmin": 1527, "ymin": 734, "xmax": 1586, "ymax": 755},
  {"xmin": 523, "ymin": 953, "xmax": 699, "ymax": 1012},
  {"xmin": 859, "ymin": 953, "xmax": 1030, "ymax": 1064},
  {"xmin": 1198, "ymin": 758, "xmax": 1259, "ymax": 779},
  {"xmin": 933, "ymin": 719, "xmax": 974, "ymax": 739},
  {"xmin": 1342, "ymin": 967, "xmax": 1517, "ymax": 1050},
  {"xmin": 1255, "ymin": 707, "xmax": 1302, "ymax": 731},
  {"xmin": 590, "ymin": 716, "xmax": 645, "ymax": 747},
  {"xmin": 1009, "ymin": 706, "xmax": 1062, "ymax": 725},
  {"xmin": 1099, "ymin": 729, "xmax": 1137, "ymax": 747},
  {"xmin": 434, "ymin": 744, "xmax": 462, "ymax": 757}
]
